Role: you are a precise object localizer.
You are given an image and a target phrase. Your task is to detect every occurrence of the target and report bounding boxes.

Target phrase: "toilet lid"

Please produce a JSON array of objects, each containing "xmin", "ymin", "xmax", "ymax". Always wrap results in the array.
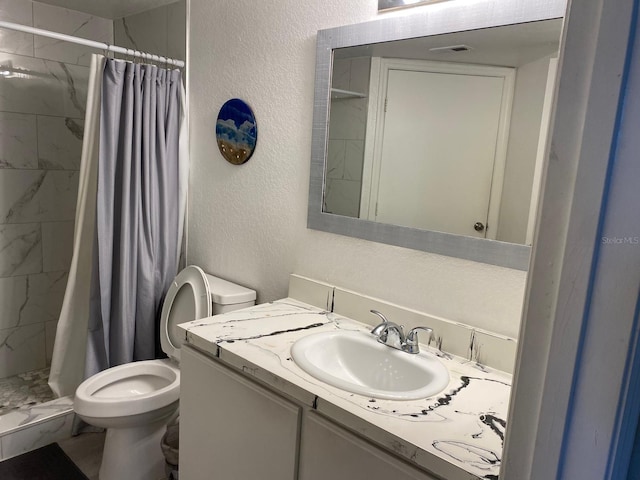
[{"xmin": 160, "ymin": 266, "xmax": 212, "ymax": 362}]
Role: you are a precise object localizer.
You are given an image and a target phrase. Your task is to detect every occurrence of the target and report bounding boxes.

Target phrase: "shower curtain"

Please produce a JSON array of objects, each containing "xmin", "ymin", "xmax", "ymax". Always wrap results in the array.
[{"xmin": 49, "ymin": 55, "xmax": 189, "ymax": 397}]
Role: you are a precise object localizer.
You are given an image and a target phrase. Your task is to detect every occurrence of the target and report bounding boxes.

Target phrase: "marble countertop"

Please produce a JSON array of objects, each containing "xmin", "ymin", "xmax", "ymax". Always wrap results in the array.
[{"xmin": 179, "ymin": 299, "xmax": 511, "ymax": 480}]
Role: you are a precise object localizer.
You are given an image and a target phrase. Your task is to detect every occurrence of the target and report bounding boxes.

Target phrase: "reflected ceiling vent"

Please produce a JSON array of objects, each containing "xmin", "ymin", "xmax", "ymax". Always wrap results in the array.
[{"xmin": 428, "ymin": 45, "xmax": 473, "ymax": 53}]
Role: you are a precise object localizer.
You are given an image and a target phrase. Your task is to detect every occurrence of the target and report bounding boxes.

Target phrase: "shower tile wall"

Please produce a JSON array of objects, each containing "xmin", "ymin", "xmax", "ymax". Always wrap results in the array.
[
  {"xmin": 114, "ymin": 0, "xmax": 186, "ymax": 63},
  {"xmin": 325, "ymin": 57, "xmax": 370, "ymax": 217},
  {"xmin": 0, "ymin": 0, "xmax": 113, "ymax": 379}
]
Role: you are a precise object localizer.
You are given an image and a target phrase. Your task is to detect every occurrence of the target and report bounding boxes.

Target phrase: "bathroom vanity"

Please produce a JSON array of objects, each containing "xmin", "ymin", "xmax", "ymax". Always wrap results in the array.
[{"xmin": 178, "ymin": 298, "xmax": 511, "ymax": 480}]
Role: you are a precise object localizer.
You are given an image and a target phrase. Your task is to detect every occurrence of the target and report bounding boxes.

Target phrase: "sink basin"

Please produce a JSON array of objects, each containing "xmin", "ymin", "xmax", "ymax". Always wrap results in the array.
[{"xmin": 291, "ymin": 331, "xmax": 449, "ymax": 400}]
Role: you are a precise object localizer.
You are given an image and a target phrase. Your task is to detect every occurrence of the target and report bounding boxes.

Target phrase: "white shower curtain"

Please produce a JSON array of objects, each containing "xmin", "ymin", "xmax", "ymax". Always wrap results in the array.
[
  {"xmin": 49, "ymin": 54, "xmax": 189, "ymax": 397},
  {"xmin": 48, "ymin": 55, "xmax": 104, "ymax": 397}
]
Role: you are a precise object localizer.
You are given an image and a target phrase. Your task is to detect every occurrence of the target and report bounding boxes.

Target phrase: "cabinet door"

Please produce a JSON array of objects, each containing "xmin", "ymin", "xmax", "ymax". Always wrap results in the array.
[
  {"xmin": 299, "ymin": 412, "xmax": 437, "ymax": 480},
  {"xmin": 180, "ymin": 346, "xmax": 301, "ymax": 480}
]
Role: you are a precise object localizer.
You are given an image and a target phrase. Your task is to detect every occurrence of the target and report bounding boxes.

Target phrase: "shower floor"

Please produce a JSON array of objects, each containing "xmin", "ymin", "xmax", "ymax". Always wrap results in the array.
[
  {"xmin": 0, "ymin": 368, "xmax": 56, "ymax": 416},
  {"xmin": 0, "ymin": 368, "xmax": 75, "ymax": 461}
]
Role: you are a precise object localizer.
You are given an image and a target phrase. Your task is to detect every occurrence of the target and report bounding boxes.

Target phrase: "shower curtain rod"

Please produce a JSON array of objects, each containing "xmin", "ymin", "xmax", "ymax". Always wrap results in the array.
[{"xmin": 0, "ymin": 20, "xmax": 185, "ymax": 68}]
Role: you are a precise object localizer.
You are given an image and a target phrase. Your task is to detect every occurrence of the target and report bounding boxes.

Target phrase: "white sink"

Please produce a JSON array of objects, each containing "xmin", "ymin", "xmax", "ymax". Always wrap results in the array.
[{"xmin": 291, "ymin": 331, "xmax": 450, "ymax": 401}]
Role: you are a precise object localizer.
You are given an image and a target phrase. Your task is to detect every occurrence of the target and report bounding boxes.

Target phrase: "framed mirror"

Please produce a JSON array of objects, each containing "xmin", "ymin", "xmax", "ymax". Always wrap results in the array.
[{"xmin": 307, "ymin": 0, "xmax": 566, "ymax": 270}]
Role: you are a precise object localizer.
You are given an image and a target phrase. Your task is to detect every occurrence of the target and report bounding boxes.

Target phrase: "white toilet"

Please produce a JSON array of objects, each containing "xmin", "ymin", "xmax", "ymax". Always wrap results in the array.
[{"xmin": 74, "ymin": 265, "xmax": 256, "ymax": 480}]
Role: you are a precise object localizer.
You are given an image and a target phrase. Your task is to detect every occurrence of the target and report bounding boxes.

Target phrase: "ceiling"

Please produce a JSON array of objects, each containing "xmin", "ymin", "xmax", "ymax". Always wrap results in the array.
[{"xmin": 33, "ymin": 0, "xmax": 179, "ymax": 19}]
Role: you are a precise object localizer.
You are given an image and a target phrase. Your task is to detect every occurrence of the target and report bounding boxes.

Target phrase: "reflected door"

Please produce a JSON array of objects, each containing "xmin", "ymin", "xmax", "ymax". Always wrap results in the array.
[{"xmin": 372, "ymin": 67, "xmax": 510, "ymax": 237}]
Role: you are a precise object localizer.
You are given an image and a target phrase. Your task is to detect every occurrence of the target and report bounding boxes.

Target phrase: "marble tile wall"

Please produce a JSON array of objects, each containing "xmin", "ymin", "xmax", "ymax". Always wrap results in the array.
[
  {"xmin": 0, "ymin": 0, "xmax": 112, "ymax": 379},
  {"xmin": 114, "ymin": 0, "xmax": 186, "ymax": 63},
  {"xmin": 0, "ymin": 406, "xmax": 74, "ymax": 460},
  {"xmin": 0, "ymin": 393, "xmax": 74, "ymax": 459},
  {"xmin": 325, "ymin": 57, "xmax": 370, "ymax": 217}
]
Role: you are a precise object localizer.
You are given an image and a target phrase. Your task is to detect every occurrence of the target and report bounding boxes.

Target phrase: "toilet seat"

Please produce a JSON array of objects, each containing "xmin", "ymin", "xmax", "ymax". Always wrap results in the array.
[
  {"xmin": 160, "ymin": 265, "xmax": 212, "ymax": 362},
  {"xmin": 75, "ymin": 267, "xmax": 209, "ymax": 419},
  {"xmin": 74, "ymin": 360, "xmax": 180, "ymax": 418}
]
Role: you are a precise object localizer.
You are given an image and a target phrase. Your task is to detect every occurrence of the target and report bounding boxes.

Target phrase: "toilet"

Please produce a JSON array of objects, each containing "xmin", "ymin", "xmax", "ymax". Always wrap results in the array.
[{"xmin": 74, "ymin": 265, "xmax": 256, "ymax": 480}]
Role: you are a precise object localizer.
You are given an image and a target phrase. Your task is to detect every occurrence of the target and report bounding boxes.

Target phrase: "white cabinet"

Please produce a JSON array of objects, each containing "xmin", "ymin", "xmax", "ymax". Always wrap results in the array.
[
  {"xmin": 299, "ymin": 412, "xmax": 437, "ymax": 480},
  {"xmin": 180, "ymin": 346, "xmax": 301, "ymax": 480}
]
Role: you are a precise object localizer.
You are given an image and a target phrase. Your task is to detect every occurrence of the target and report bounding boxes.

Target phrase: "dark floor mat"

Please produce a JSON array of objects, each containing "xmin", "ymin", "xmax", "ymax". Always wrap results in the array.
[{"xmin": 0, "ymin": 443, "xmax": 88, "ymax": 480}]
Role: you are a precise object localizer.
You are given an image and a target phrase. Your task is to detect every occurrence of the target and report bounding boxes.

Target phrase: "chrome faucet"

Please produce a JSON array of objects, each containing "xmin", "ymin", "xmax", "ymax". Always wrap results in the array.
[
  {"xmin": 370, "ymin": 310, "xmax": 433, "ymax": 354},
  {"xmin": 369, "ymin": 310, "xmax": 391, "ymax": 336}
]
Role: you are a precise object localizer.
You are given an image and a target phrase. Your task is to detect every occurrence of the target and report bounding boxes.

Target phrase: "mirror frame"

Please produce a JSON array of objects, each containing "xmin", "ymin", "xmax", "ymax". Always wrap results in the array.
[{"xmin": 307, "ymin": 0, "xmax": 566, "ymax": 271}]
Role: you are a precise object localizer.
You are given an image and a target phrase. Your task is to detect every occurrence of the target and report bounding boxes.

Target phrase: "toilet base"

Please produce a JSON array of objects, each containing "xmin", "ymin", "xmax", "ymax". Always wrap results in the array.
[{"xmin": 99, "ymin": 417, "xmax": 170, "ymax": 480}]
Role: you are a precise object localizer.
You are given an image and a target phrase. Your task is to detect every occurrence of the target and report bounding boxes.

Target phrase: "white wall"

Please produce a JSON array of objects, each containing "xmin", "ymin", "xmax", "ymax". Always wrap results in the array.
[
  {"xmin": 187, "ymin": 0, "xmax": 527, "ymax": 339},
  {"xmin": 503, "ymin": 0, "xmax": 636, "ymax": 476},
  {"xmin": 498, "ymin": 54, "xmax": 554, "ymax": 244}
]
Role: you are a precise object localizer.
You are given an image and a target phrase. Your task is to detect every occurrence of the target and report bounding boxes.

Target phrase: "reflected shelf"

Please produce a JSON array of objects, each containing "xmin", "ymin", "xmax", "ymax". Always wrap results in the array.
[{"xmin": 330, "ymin": 88, "xmax": 367, "ymax": 99}]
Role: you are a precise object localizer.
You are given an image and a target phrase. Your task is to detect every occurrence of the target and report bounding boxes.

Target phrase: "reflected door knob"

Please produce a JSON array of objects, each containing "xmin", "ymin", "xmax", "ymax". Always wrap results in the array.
[{"xmin": 474, "ymin": 222, "xmax": 485, "ymax": 232}]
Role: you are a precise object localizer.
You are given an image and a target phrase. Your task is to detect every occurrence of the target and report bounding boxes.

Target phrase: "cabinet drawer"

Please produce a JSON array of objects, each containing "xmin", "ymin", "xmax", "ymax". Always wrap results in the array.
[{"xmin": 299, "ymin": 412, "xmax": 438, "ymax": 480}]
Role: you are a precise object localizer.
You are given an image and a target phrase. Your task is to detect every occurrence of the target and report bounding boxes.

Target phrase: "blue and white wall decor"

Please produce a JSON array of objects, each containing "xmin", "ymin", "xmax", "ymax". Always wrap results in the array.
[{"xmin": 215, "ymin": 98, "xmax": 257, "ymax": 165}]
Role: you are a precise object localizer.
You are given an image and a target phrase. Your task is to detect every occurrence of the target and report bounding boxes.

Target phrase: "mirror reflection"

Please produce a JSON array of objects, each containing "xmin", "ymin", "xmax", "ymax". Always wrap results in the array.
[{"xmin": 323, "ymin": 19, "xmax": 562, "ymax": 245}]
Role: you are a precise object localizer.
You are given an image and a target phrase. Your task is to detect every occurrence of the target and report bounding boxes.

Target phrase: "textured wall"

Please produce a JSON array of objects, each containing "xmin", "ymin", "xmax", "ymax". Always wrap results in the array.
[{"xmin": 187, "ymin": 0, "xmax": 527, "ymax": 339}]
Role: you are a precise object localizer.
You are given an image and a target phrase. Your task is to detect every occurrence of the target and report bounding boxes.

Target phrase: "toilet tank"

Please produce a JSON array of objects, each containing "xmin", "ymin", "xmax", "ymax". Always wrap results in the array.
[{"xmin": 205, "ymin": 274, "xmax": 256, "ymax": 315}]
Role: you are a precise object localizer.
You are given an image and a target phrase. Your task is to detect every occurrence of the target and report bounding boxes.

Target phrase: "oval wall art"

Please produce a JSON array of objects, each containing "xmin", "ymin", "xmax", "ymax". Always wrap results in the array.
[{"xmin": 215, "ymin": 98, "xmax": 257, "ymax": 165}]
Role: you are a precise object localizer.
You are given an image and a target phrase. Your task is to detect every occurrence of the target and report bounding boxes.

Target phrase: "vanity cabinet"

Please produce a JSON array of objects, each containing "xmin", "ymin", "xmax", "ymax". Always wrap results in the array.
[
  {"xmin": 299, "ymin": 412, "xmax": 438, "ymax": 480},
  {"xmin": 180, "ymin": 346, "xmax": 301, "ymax": 480},
  {"xmin": 181, "ymin": 346, "xmax": 438, "ymax": 480}
]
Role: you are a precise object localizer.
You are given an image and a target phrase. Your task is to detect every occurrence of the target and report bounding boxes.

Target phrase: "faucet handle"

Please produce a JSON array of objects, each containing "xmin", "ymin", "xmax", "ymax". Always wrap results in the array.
[
  {"xmin": 370, "ymin": 310, "xmax": 389, "ymax": 335},
  {"xmin": 405, "ymin": 326, "xmax": 434, "ymax": 354}
]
